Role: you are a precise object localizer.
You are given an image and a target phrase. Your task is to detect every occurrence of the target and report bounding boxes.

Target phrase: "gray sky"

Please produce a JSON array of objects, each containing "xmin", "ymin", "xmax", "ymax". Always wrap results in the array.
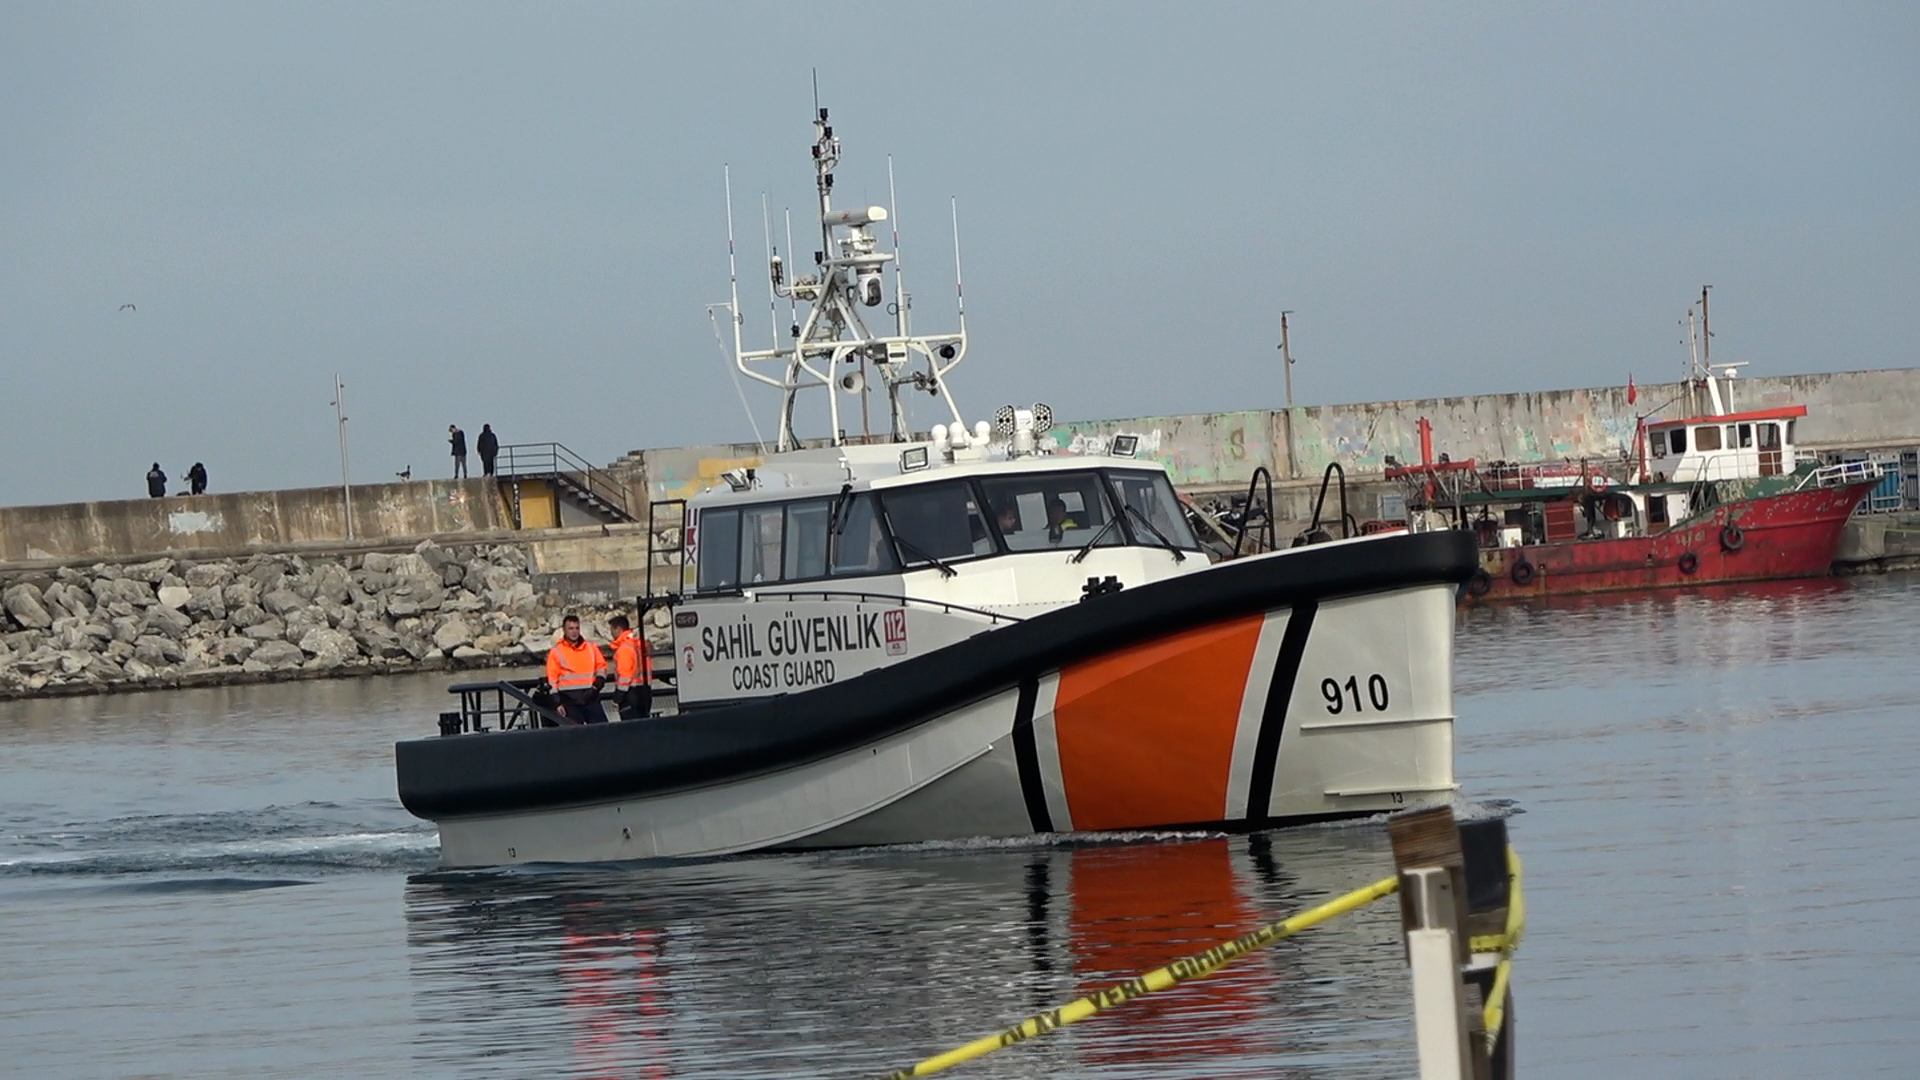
[{"xmin": 3, "ymin": 2, "xmax": 1915, "ymax": 506}]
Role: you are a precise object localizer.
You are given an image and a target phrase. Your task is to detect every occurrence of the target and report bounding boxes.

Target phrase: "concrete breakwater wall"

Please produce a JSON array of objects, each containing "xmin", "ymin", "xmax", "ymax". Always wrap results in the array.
[
  {"xmin": 0, "ymin": 539, "xmax": 667, "ymax": 700},
  {"xmin": 0, "ymin": 479, "xmax": 506, "ymax": 565},
  {"xmin": 607, "ymin": 367, "xmax": 1920, "ymax": 507}
]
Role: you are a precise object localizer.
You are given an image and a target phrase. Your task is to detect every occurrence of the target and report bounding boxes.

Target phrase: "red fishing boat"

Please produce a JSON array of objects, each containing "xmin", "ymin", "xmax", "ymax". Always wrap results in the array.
[{"xmin": 1386, "ymin": 314, "xmax": 1880, "ymax": 602}]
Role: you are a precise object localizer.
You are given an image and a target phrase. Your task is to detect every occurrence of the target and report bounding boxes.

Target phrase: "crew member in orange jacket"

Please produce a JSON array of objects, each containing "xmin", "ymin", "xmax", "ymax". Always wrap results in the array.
[
  {"xmin": 545, "ymin": 614, "xmax": 609, "ymax": 724},
  {"xmin": 608, "ymin": 613, "xmax": 653, "ymax": 720}
]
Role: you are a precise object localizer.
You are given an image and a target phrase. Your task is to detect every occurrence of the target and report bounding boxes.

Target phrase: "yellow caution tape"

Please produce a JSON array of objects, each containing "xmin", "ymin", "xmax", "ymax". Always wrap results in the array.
[
  {"xmin": 877, "ymin": 874, "xmax": 1400, "ymax": 1080},
  {"xmin": 1477, "ymin": 846, "xmax": 1525, "ymax": 1051}
]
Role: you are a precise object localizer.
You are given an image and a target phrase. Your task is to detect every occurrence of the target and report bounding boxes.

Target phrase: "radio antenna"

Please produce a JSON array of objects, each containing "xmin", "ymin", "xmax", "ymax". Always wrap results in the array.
[
  {"xmin": 888, "ymin": 155, "xmax": 906, "ymax": 337},
  {"xmin": 950, "ymin": 196, "xmax": 967, "ymax": 336},
  {"xmin": 761, "ymin": 192, "xmax": 780, "ymax": 353},
  {"xmin": 724, "ymin": 165, "xmax": 744, "ymax": 366}
]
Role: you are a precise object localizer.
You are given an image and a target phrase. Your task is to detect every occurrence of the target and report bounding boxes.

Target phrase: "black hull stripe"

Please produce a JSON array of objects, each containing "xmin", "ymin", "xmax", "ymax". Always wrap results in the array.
[
  {"xmin": 1009, "ymin": 678, "xmax": 1052, "ymax": 832},
  {"xmin": 1244, "ymin": 601, "xmax": 1317, "ymax": 821},
  {"xmin": 397, "ymin": 531, "xmax": 1478, "ymax": 819}
]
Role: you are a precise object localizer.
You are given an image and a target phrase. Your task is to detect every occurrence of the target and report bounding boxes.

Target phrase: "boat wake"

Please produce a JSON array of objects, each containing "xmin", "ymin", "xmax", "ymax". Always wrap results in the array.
[{"xmin": 0, "ymin": 800, "xmax": 440, "ymax": 888}]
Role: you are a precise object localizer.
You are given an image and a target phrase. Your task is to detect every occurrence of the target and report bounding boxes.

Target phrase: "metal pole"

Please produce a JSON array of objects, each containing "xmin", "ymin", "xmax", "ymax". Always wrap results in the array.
[
  {"xmin": 333, "ymin": 373, "xmax": 353, "ymax": 541},
  {"xmin": 1279, "ymin": 311, "xmax": 1297, "ymax": 478},
  {"xmin": 1279, "ymin": 310, "xmax": 1295, "ymax": 410}
]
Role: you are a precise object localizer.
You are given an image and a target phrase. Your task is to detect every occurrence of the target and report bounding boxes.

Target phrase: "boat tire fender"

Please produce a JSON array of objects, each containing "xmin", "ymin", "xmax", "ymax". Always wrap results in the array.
[
  {"xmin": 1510, "ymin": 560, "xmax": 1535, "ymax": 586},
  {"xmin": 1678, "ymin": 551, "xmax": 1699, "ymax": 575},
  {"xmin": 1467, "ymin": 569, "xmax": 1493, "ymax": 596},
  {"xmin": 1719, "ymin": 524, "xmax": 1745, "ymax": 553}
]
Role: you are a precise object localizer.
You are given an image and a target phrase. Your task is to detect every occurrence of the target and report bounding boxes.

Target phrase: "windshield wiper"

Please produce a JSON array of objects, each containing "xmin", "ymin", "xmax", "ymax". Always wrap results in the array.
[
  {"xmin": 1126, "ymin": 505, "xmax": 1188, "ymax": 562},
  {"xmin": 892, "ymin": 535, "xmax": 958, "ymax": 578},
  {"xmin": 1069, "ymin": 516, "xmax": 1122, "ymax": 564}
]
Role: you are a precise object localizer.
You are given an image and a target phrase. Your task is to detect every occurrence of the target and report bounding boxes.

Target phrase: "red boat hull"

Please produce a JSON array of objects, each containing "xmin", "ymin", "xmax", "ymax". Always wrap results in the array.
[{"xmin": 1464, "ymin": 481, "xmax": 1873, "ymax": 602}]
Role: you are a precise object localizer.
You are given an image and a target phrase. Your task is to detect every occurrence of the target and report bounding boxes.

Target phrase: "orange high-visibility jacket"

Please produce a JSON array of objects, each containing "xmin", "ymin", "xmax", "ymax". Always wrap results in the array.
[
  {"xmin": 611, "ymin": 629, "xmax": 652, "ymax": 690},
  {"xmin": 546, "ymin": 636, "xmax": 606, "ymax": 693}
]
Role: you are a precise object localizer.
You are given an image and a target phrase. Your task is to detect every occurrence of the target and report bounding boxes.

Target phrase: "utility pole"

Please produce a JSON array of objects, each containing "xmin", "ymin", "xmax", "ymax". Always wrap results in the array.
[
  {"xmin": 1279, "ymin": 310, "xmax": 1298, "ymax": 478},
  {"xmin": 332, "ymin": 374, "xmax": 354, "ymax": 541},
  {"xmin": 1700, "ymin": 285, "xmax": 1712, "ymax": 367},
  {"xmin": 1279, "ymin": 310, "xmax": 1296, "ymax": 409}
]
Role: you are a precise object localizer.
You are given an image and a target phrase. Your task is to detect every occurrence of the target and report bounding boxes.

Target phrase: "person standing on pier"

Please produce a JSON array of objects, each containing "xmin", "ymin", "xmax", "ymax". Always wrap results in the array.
[
  {"xmin": 186, "ymin": 462, "xmax": 208, "ymax": 495},
  {"xmin": 477, "ymin": 424, "xmax": 499, "ymax": 477},
  {"xmin": 448, "ymin": 424, "xmax": 468, "ymax": 479},
  {"xmin": 608, "ymin": 613, "xmax": 652, "ymax": 720},
  {"xmin": 545, "ymin": 614, "xmax": 609, "ymax": 724},
  {"xmin": 145, "ymin": 463, "xmax": 167, "ymax": 498}
]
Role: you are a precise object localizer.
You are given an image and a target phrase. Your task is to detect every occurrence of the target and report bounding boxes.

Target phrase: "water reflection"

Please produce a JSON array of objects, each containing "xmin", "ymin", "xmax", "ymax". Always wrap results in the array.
[{"xmin": 404, "ymin": 829, "xmax": 1416, "ymax": 1078}]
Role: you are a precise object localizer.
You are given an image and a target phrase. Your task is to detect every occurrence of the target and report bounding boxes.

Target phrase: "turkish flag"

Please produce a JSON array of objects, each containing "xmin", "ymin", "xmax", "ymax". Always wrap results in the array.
[{"xmin": 1626, "ymin": 374, "xmax": 1637, "ymax": 405}]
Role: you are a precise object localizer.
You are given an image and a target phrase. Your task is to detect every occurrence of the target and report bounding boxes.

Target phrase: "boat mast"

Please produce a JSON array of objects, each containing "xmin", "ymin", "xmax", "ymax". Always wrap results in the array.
[{"xmin": 728, "ymin": 105, "xmax": 970, "ymax": 451}]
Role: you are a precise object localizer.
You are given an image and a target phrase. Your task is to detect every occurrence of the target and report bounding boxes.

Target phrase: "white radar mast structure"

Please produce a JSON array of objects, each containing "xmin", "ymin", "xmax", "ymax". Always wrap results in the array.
[{"xmin": 727, "ymin": 106, "xmax": 971, "ymax": 451}]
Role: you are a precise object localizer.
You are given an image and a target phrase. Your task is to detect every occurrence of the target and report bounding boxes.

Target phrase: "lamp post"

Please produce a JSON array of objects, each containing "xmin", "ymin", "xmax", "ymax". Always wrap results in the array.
[
  {"xmin": 332, "ymin": 374, "xmax": 354, "ymax": 541},
  {"xmin": 1279, "ymin": 311, "xmax": 1298, "ymax": 478}
]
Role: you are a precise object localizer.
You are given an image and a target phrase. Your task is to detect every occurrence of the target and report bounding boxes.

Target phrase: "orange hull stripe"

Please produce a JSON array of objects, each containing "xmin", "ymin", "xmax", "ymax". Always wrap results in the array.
[{"xmin": 1053, "ymin": 614, "xmax": 1264, "ymax": 830}]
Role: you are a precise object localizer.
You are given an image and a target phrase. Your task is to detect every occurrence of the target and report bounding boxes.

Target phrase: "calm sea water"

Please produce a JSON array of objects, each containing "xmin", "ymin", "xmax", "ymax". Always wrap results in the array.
[{"xmin": 3, "ymin": 573, "xmax": 1917, "ymax": 1078}]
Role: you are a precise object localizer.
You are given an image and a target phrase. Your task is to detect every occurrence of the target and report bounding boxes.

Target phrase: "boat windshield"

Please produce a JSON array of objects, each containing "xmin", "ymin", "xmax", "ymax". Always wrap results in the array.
[
  {"xmin": 1108, "ymin": 470, "xmax": 1201, "ymax": 550},
  {"xmin": 880, "ymin": 481, "xmax": 994, "ymax": 566},
  {"xmin": 976, "ymin": 472, "xmax": 1123, "ymax": 553}
]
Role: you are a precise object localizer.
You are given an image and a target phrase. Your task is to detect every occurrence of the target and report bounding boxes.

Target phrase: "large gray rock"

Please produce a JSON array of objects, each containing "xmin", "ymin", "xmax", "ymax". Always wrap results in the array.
[
  {"xmin": 414, "ymin": 539, "xmax": 452, "ymax": 573},
  {"xmin": 132, "ymin": 635, "xmax": 185, "ymax": 666},
  {"xmin": 84, "ymin": 656, "xmax": 125, "ymax": 681},
  {"xmin": 184, "ymin": 587, "xmax": 227, "ymax": 621},
  {"xmin": 440, "ymin": 563, "xmax": 467, "ymax": 588},
  {"xmin": 183, "ymin": 563, "xmax": 235, "ymax": 590},
  {"xmin": 360, "ymin": 552, "xmax": 396, "ymax": 574},
  {"xmin": 297, "ymin": 627, "xmax": 360, "ymax": 667},
  {"xmin": 42, "ymin": 582, "xmax": 92, "ymax": 622},
  {"xmin": 108, "ymin": 577, "xmax": 156, "ymax": 609},
  {"xmin": 104, "ymin": 639, "xmax": 135, "ymax": 664},
  {"xmin": 283, "ymin": 607, "xmax": 330, "ymax": 643},
  {"xmin": 155, "ymin": 585, "xmax": 193, "ymax": 611},
  {"xmin": 242, "ymin": 617, "xmax": 287, "ymax": 641},
  {"xmin": 144, "ymin": 605, "xmax": 193, "ymax": 639},
  {"xmin": 229, "ymin": 603, "xmax": 270, "ymax": 628},
  {"xmin": 123, "ymin": 658, "xmax": 158, "ymax": 680},
  {"xmin": 262, "ymin": 589, "xmax": 307, "ymax": 617},
  {"xmin": 352, "ymin": 625, "xmax": 411, "ymax": 659},
  {"xmin": 246, "ymin": 564, "xmax": 287, "ymax": 596},
  {"xmin": 222, "ymin": 580, "xmax": 260, "ymax": 610},
  {"xmin": 247, "ymin": 640, "xmax": 306, "ymax": 670},
  {"xmin": 431, "ymin": 614, "xmax": 474, "ymax": 652},
  {"xmin": 125, "ymin": 558, "xmax": 175, "ymax": 584},
  {"xmin": 311, "ymin": 563, "xmax": 352, "ymax": 605},
  {"xmin": 213, "ymin": 637, "xmax": 257, "ymax": 665},
  {"xmin": 390, "ymin": 553, "xmax": 433, "ymax": 579},
  {"xmin": 386, "ymin": 575, "xmax": 445, "ymax": 617}
]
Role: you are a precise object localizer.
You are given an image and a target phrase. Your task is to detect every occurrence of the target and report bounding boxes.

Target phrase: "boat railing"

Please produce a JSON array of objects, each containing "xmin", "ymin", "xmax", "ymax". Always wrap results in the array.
[
  {"xmin": 1798, "ymin": 459, "xmax": 1885, "ymax": 490},
  {"xmin": 743, "ymin": 589, "xmax": 1026, "ymax": 624},
  {"xmin": 1294, "ymin": 463, "xmax": 1357, "ymax": 546},
  {"xmin": 439, "ymin": 676, "xmax": 678, "ymax": 736}
]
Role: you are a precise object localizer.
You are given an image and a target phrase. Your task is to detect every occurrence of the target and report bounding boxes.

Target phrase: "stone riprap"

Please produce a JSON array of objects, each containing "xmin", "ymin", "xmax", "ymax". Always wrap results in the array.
[{"xmin": 0, "ymin": 539, "xmax": 665, "ymax": 699}]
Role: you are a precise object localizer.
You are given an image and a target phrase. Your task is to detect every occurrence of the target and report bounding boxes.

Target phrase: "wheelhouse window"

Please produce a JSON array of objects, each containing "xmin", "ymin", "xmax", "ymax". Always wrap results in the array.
[
  {"xmin": 1738, "ymin": 423, "xmax": 1753, "ymax": 448},
  {"xmin": 1647, "ymin": 495, "xmax": 1668, "ymax": 525},
  {"xmin": 976, "ymin": 471, "xmax": 1121, "ymax": 553},
  {"xmin": 783, "ymin": 499, "xmax": 832, "ymax": 581},
  {"xmin": 880, "ymin": 481, "xmax": 992, "ymax": 565},
  {"xmin": 1669, "ymin": 428, "xmax": 1688, "ymax": 454},
  {"xmin": 1650, "ymin": 431, "xmax": 1667, "ymax": 459},
  {"xmin": 830, "ymin": 494, "xmax": 899, "ymax": 577},
  {"xmin": 1758, "ymin": 423, "xmax": 1780, "ymax": 450},
  {"xmin": 740, "ymin": 504, "xmax": 784, "ymax": 584},
  {"xmin": 697, "ymin": 508, "xmax": 741, "ymax": 591},
  {"xmin": 1109, "ymin": 470, "xmax": 1201, "ymax": 550},
  {"xmin": 1694, "ymin": 425, "xmax": 1722, "ymax": 451}
]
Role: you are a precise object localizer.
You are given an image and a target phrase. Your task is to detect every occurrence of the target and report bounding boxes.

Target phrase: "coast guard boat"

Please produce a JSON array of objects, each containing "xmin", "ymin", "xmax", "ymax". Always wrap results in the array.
[{"xmin": 395, "ymin": 108, "xmax": 1478, "ymax": 865}]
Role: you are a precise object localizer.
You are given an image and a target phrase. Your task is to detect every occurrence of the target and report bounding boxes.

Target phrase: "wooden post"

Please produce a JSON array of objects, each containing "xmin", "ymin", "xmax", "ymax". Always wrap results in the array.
[{"xmin": 1389, "ymin": 806, "xmax": 1475, "ymax": 1080}]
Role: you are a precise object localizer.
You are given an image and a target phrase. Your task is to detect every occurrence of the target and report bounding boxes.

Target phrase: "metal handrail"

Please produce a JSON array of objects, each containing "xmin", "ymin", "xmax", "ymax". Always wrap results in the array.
[
  {"xmin": 1798, "ymin": 459, "xmax": 1885, "ymax": 490},
  {"xmin": 495, "ymin": 442, "xmax": 631, "ymax": 518},
  {"xmin": 744, "ymin": 589, "xmax": 1026, "ymax": 624}
]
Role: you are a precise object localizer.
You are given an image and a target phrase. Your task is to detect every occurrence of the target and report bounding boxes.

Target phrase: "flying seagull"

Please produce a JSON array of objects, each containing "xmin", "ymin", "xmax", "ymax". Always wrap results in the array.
[{"xmin": 119, "ymin": 304, "xmax": 136, "ymax": 311}]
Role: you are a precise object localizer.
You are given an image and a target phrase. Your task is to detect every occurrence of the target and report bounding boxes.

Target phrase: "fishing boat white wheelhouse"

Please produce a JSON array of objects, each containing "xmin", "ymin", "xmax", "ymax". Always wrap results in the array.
[{"xmin": 395, "ymin": 107, "xmax": 1478, "ymax": 866}]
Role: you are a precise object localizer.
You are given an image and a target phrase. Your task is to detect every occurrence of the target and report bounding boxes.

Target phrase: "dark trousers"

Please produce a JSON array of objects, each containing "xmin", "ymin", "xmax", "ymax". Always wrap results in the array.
[
  {"xmin": 452, "ymin": 454, "xmax": 468, "ymax": 479},
  {"xmin": 480, "ymin": 453, "xmax": 496, "ymax": 476},
  {"xmin": 617, "ymin": 684, "xmax": 652, "ymax": 721},
  {"xmin": 556, "ymin": 689, "xmax": 608, "ymax": 725}
]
